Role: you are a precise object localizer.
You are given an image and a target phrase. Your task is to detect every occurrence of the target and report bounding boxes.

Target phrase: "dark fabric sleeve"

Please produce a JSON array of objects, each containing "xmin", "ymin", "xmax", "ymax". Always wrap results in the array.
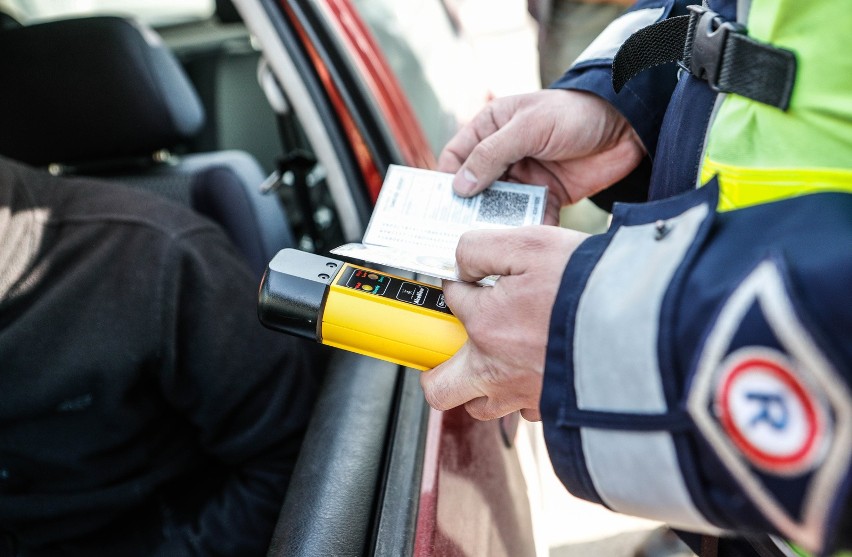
[
  {"xmin": 154, "ymin": 228, "xmax": 322, "ymax": 556},
  {"xmin": 540, "ymin": 183, "xmax": 852, "ymax": 555},
  {"xmin": 547, "ymin": 0, "xmax": 692, "ymax": 210},
  {"xmin": 549, "ymin": 0, "xmax": 691, "ymax": 157}
]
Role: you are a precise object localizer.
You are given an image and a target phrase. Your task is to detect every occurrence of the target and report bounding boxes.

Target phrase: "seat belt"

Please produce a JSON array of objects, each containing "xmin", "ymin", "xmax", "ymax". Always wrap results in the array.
[{"xmin": 612, "ymin": 5, "xmax": 797, "ymax": 110}]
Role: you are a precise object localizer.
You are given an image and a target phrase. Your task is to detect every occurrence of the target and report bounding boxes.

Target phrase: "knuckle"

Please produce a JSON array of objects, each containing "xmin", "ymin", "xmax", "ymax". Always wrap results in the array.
[
  {"xmin": 507, "ymin": 228, "xmax": 550, "ymax": 253},
  {"xmin": 464, "ymin": 306, "xmax": 493, "ymax": 341},
  {"xmin": 473, "ymin": 138, "xmax": 501, "ymax": 168},
  {"xmin": 478, "ymin": 362, "xmax": 504, "ymax": 389},
  {"xmin": 422, "ymin": 387, "xmax": 449, "ymax": 411},
  {"xmin": 420, "ymin": 377, "xmax": 450, "ymax": 411},
  {"xmin": 436, "ymin": 150, "xmax": 461, "ymax": 173},
  {"xmin": 481, "ymin": 100, "xmax": 500, "ymax": 124},
  {"xmin": 465, "ymin": 399, "xmax": 494, "ymax": 421},
  {"xmin": 454, "ymin": 234, "xmax": 474, "ymax": 264}
]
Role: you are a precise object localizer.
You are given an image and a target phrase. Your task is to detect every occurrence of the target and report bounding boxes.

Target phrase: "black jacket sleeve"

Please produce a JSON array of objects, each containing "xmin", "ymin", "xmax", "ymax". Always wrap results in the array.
[{"xmin": 154, "ymin": 227, "xmax": 322, "ymax": 556}]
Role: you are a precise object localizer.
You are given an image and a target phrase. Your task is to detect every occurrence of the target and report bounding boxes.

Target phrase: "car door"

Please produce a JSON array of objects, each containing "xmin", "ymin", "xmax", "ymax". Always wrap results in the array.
[{"xmin": 233, "ymin": 1, "xmax": 536, "ymax": 555}]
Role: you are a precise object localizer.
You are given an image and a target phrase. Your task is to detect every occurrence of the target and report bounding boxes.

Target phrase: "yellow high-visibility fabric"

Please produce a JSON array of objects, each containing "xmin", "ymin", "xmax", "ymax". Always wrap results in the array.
[
  {"xmin": 702, "ymin": 160, "xmax": 852, "ymax": 211},
  {"xmin": 699, "ymin": 0, "xmax": 852, "ymax": 211}
]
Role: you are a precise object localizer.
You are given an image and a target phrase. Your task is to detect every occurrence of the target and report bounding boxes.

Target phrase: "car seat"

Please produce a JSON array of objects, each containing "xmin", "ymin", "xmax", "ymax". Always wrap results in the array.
[{"xmin": 0, "ymin": 15, "xmax": 293, "ymax": 279}]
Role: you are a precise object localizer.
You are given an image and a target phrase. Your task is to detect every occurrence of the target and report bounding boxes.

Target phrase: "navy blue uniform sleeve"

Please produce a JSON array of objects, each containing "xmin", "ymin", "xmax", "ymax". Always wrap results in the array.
[
  {"xmin": 549, "ymin": 0, "xmax": 695, "ymax": 157},
  {"xmin": 540, "ymin": 183, "xmax": 852, "ymax": 555},
  {"xmin": 547, "ymin": 0, "xmax": 692, "ymax": 209}
]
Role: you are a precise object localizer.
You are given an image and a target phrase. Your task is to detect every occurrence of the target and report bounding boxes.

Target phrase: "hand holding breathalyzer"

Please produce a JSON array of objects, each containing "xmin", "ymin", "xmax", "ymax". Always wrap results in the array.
[{"xmin": 420, "ymin": 225, "xmax": 588, "ymax": 422}]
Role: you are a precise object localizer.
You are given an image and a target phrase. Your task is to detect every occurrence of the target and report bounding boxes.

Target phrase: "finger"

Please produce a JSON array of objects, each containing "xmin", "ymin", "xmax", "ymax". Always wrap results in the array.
[
  {"xmin": 504, "ymin": 158, "xmax": 572, "ymax": 207},
  {"xmin": 454, "ymin": 227, "xmax": 554, "ymax": 282},
  {"xmin": 464, "ymin": 396, "xmax": 507, "ymax": 421},
  {"xmin": 437, "ymin": 105, "xmax": 503, "ymax": 176},
  {"xmin": 544, "ymin": 197, "xmax": 561, "ymax": 226},
  {"xmin": 419, "ymin": 345, "xmax": 483, "ymax": 411},
  {"xmin": 520, "ymin": 408, "xmax": 542, "ymax": 422},
  {"xmin": 437, "ymin": 125, "xmax": 481, "ymax": 174},
  {"xmin": 452, "ymin": 120, "xmax": 536, "ymax": 197},
  {"xmin": 465, "ymin": 396, "xmax": 539, "ymax": 422},
  {"xmin": 441, "ymin": 279, "xmax": 488, "ymax": 326}
]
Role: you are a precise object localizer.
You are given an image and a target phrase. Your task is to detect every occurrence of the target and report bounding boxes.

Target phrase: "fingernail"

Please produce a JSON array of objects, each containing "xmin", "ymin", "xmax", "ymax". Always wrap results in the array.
[{"xmin": 455, "ymin": 168, "xmax": 477, "ymax": 195}]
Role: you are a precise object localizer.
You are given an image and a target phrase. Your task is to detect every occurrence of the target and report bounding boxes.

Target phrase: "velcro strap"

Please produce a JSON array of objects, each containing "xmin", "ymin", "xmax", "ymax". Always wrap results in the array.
[
  {"xmin": 611, "ymin": 14, "xmax": 690, "ymax": 93},
  {"xmin": 612, "ymin": 6, "xmax": 796, "ymax": 110}
]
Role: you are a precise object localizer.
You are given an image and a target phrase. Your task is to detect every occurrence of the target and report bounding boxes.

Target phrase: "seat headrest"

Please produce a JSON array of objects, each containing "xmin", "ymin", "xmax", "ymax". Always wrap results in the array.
[
  {"xmin": 0, "ymin": 11, "xmax": 21, "ymax": 30},
  {"xmin": 0, "ymin": 16, "xmax": 205, "ymax": 166}
]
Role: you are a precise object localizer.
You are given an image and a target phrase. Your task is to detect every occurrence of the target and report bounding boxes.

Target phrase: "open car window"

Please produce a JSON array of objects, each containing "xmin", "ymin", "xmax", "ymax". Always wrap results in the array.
[{"xmin": 349, "ymin": 0, "xmax": 487, "ymax": 156}]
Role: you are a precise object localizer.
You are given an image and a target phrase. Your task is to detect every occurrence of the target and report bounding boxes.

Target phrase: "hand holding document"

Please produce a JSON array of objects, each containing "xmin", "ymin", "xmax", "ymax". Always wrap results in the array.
[{"xmin": 331, "ymin": 165, "xmax": 547, "ymax": 285}]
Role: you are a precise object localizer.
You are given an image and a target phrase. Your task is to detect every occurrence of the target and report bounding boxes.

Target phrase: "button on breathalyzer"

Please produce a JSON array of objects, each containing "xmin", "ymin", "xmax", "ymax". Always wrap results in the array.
[{"xmin": 258, "ymin": 249, "xmax": 467, "ymax": 370}]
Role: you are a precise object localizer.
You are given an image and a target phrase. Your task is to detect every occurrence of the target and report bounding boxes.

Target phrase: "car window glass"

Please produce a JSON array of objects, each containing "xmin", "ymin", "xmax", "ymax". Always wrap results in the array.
[{"xmin": 350, "ymin": 0, "xmax": 488, "ymax": 156}]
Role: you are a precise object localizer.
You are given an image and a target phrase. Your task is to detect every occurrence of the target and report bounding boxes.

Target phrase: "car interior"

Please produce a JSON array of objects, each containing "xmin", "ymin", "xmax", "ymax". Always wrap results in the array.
[
  {"xmin": 0, "ymin": 3, "xmax": 431, "ymax": 555},
  {"xmin": 0, "ymin": 13, "xmax": 294, "ymax": 279}
]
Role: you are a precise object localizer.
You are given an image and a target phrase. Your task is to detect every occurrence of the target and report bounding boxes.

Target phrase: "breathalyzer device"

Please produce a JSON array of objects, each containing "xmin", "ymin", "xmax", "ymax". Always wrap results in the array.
[{"xmin": 258, "ymin": 249, "xmax": 467, "ymax": 370}]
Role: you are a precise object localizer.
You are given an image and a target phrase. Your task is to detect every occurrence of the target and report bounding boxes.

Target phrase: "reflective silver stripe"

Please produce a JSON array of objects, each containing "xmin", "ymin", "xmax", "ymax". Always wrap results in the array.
[
  {"xmin": 574, "ymin": 202, "xmax": 708, "ymax": 413},
  {"xmin": 574, "ymin": 202, "xmax": 720, "ymax": 532},
  {"xmin": 572, "ymin": 7, "xmax": 666, "ymax": 66},
  {"xmin": 582, "ymin": 430, "xmax": 723, "ymax": 532}
]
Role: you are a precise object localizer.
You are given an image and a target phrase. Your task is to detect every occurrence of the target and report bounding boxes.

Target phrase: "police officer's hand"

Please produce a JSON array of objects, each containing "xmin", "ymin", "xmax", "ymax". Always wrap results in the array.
[
  {"xmin": 439, "ymin": 89, "xmax": 645, "ymax": 225},
  {"xmin": 420, "ymin": 225, "xmax": 588, "ymax": 421}
]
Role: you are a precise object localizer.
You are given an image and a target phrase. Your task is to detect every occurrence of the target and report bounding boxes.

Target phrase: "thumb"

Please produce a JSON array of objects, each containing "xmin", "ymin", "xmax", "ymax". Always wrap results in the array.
[{"xmin": 452, "ymin": 121, "xmax": 534, "ymax": 197}]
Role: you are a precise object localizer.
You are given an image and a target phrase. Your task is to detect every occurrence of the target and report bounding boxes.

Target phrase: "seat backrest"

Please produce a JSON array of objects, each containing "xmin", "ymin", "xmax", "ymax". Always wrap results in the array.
[{"xmin": 0, "ymin": 16, "xmax": 293, "ymax": 279}]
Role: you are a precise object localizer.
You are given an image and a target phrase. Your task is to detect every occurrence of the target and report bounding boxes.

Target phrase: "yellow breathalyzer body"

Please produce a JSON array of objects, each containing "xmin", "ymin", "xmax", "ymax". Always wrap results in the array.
[{"xmin": 258, "ymin": 249, "xmax": 467, "ymax": 370}]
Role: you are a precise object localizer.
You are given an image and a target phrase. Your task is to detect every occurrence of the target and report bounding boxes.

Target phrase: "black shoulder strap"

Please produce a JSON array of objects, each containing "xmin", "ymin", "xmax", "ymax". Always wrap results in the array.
[{"xmin": 612, "ymin": 5, "xmax": 796, "ymax": 110}]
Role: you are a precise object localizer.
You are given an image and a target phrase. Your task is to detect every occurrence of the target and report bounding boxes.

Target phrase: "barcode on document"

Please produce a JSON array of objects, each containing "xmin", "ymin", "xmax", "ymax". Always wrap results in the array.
[{"xmin": 475, "ymin": 189, "xmax": 529, "ymax": 227}]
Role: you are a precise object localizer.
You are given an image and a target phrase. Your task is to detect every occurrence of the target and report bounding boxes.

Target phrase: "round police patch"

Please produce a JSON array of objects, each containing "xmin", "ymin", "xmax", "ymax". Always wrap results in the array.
[{"xmin": 714, "ymin": 349, "xmax": 826, "ymax": 476}]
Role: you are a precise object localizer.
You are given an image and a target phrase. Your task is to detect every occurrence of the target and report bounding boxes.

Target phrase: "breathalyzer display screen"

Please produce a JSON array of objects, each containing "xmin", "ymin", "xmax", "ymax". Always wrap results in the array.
[{"xmin": 337, "ymin": 266, "xmax": 454, "ymax": 315}]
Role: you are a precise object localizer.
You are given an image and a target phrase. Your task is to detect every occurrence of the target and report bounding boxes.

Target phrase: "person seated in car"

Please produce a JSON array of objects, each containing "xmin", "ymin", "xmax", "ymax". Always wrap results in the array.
[{"xmin": 0, "ymin": 154, "xmax": 321, "ymax": 556}]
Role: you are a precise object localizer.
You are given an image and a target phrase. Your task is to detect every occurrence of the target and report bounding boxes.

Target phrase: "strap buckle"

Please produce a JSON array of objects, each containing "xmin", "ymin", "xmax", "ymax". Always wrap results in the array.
[
  {"xmin": 612, "ymin": 5, "xmax": 796, "ymax": 110},
  {"xmin": 685, "ymin": 5, "xmax": 746, "ymax": 91}
]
